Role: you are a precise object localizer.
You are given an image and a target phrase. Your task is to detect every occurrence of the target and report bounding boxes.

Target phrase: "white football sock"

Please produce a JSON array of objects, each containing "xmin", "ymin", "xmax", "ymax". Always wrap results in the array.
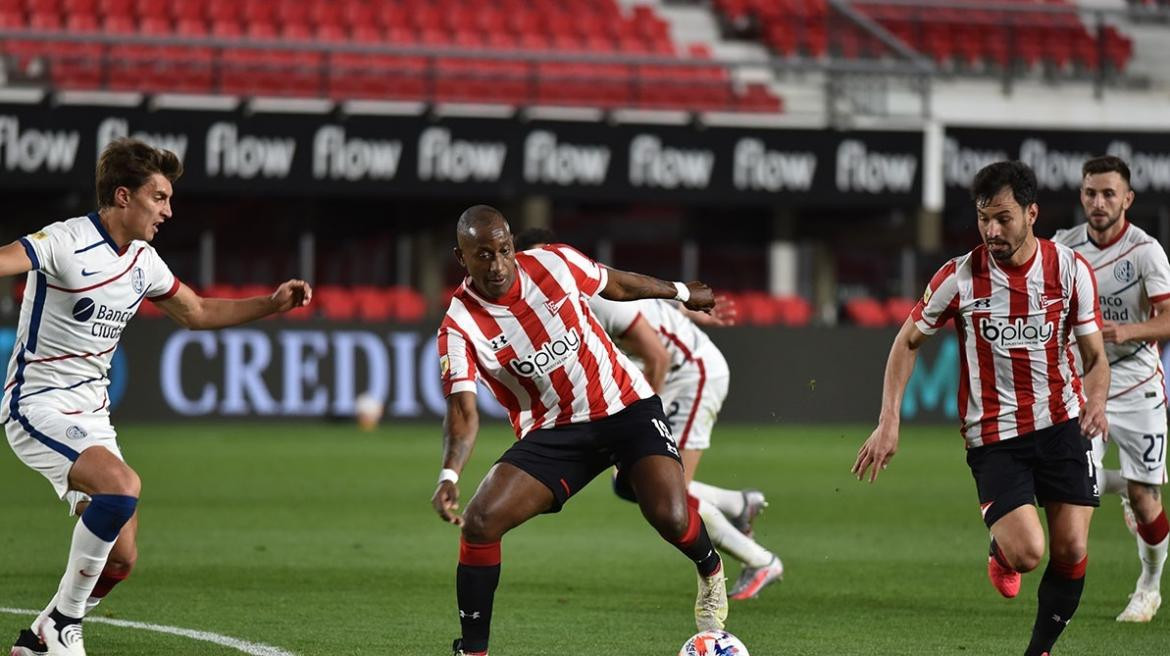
[
  {"xmin": 54, "ymin": 517, "xmax": 117, "ymax": 618},
  {"xmin": 689, "ymin": 480, "xmax": 745, "ymax": 518},
  {"xmin": 697, "ymin": 498, "xmax": 772, "ymax": 568},
  {"xmin": 1137, "ymin": 534, "xmax": 1167, "ymax": 592}
]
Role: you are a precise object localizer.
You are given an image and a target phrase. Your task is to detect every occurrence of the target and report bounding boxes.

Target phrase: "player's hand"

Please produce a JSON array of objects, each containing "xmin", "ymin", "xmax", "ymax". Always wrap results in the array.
[
  {"xmin": 432, "ymin": 481, "xmax": 464, "ymax": 526},
  {"xmin": 707, "ymin": 295, "xmax": 739, "ymax": 326},
  {"xmin": 1080, "ymin": 398, "xmax": 1108, "ymax": 441},
  {"xmin": 1100, "ymin": 320, "xmax": 1131, "ymax": 344},
  {"xmin": 270, "ymin": 279, "xmax": 313, "ymax": 313},
  {"xmin": 852, "ymin": 423, "xmax": 900, "ymax": 483},
  {"xmin": 682, "ymin": 282, "xmax": 715, "ymax": 313}
]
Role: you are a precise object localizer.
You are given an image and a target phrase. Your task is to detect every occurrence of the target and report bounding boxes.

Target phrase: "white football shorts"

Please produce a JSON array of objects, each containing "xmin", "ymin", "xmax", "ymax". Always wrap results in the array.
[
  {"xmin": 5, "ymin": 404, "xmax": 123, "ymax": 514},
  {"xmin": 1092, "ymin": 408, "xmax": 1168, "ymax": 486},
  {"xmin": 660, "ymin": 367, "xmax": 729, "ymax": 451}
]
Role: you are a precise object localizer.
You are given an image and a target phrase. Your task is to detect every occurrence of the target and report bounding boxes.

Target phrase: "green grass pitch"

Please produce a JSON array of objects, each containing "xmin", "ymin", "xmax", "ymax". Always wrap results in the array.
[{"xmin": 0, "ymin": 422, "xmax": 1165, "ymax": 655}]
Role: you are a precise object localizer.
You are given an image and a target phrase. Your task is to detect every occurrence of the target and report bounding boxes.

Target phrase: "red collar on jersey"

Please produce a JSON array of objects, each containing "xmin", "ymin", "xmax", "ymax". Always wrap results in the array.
[
  {"xmin": 1087, "ymin": 219, "xmax": 1129, "ymax": 250},
  {"xmin": 464, "ymin": 270, "xmax": 522, "ymax": 307},
  {"xmin": 992, "ymin": 239, "xmax": 1039, "ymax": 277}
]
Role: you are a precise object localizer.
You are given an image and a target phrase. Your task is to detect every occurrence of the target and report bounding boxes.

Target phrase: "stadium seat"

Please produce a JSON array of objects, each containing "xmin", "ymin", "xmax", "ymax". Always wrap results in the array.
[
  {"xmin": 843, "ymin": 297, "xmax": 888, "ymax": 327},
  {"xmin": 883, "ymin": 297, "xmax": 918, "ymax": 325},
  {"xmin": 0, "ymin": 0, "xmax": 785, "ymax": 111}
]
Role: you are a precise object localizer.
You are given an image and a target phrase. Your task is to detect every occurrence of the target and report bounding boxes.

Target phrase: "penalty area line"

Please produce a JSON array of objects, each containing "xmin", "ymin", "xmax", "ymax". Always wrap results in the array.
[{"xmin": 0, "ymin": 607, "xmax": 298, "ymax": 656}]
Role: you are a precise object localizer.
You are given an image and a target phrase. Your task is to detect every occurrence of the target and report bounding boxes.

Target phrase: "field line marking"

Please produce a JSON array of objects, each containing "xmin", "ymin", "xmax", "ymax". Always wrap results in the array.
[{"xmin": 0, "ymin": 607, "xmax": 298, "ymax": 656}]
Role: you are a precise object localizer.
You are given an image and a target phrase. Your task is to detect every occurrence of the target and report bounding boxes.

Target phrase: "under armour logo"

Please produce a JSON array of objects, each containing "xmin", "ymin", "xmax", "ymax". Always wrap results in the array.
[
  {"xmin": 1051, "ymin": 614, "xmax": 1069, "ymax": 625},
  {"xmin": 459, "ymin": 610, "xmax": 482, "ymax": 620}
]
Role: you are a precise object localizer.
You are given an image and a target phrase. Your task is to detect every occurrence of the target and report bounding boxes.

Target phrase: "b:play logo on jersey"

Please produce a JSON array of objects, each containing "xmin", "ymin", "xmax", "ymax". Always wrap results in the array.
[{"xmin": 978, "ymin": 317, "xmax": 1054, "ymax": 349}]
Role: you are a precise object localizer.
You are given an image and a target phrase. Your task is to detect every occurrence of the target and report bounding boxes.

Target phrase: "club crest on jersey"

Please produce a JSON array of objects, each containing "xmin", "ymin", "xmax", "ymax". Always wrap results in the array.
[
  {"xmin": 509, "ymin": 327, "xmax": 580, "ymax": 377},
  {"xmin": 131, "ymin": 267, "xmax": 145, "ymax": 294},
  {"xmin": 544, "ymin": 295, "xmax": 569, "ymax": 315},
  {"xmin": 65, "ymin": 425, "xmax": 87, "ymax": 441},
  {"xmin": 979, "ymin": 317, "xmax": 1054, "ymax": 348},
  {"xmin": 1114, "ymin": 259, "xmax": 1135, "ymax": 284},
  {"xmin": 1030, "ymin": 291, "xmax": 1064, "ymax": 312}
]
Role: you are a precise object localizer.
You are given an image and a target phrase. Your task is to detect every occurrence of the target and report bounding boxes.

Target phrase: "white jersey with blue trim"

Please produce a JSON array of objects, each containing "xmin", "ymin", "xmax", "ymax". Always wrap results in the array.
[
  {"xmin": 1053, "ymin": 221, "xmax": 1170, "ymax": 412},
  {"xmin": 3, "ymin": 213, "xmax": 180, "ymax": 419}
]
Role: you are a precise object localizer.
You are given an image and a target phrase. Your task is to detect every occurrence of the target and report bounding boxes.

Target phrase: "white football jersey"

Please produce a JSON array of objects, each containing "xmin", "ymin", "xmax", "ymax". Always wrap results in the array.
[
  {"xmin": 1053, "ymin": 221, "xmax": 1170, "ymax": 412},
  {"xmin": 588, "ymin": 297, "xmax": 730, "ymax": 380},
  {"xmin": 3, "ymin": 213, "xmax": 179, "ymax": 419}
]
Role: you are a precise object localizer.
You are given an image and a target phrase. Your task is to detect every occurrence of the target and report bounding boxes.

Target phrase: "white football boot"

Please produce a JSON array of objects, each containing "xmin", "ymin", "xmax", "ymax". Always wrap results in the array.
[
  {"xmin": 1116, "ymin": 589, "xmax": 1161, "ymax": 623},
  {"xmin": 36, "ymin": 610, "xmax": 85, "ymax": 656},
  {"xmin": 695, "ymin": 563, "xmax": 728, "ymax": 631}
]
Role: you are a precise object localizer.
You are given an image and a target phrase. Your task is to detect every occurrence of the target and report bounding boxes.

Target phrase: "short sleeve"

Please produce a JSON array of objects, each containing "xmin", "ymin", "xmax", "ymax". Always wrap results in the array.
[
  {"xmin": 144, "ymin": 247, "xmax": 181, "ymax": 301},
  {"xmin": 910, "ymin": 259, "xmax": 960, "ymax": 335},
  {"xmin": 1140, "ymin": 242, "xmax": 1170, "ymax": 305},
  {"xmin": 20, "ymin": 223, "xmax": 71, "ymax": 278},
  {"xmin": 1070, "ymin": 253, "xmax": 1101, "ymax": 336},
  {"xmin": 589, "ymin": 296, "xmax": 643, "ymax": 336},
  {"xmin": 546, "ymin": 243, "xmax": 608, "ymax": 297},
  {"xmin": 439, "ymin": 321, "xmax": 478, "ymax": 396}
]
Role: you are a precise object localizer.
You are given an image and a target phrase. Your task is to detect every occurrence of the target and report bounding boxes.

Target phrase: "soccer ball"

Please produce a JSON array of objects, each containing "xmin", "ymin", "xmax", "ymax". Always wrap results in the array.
[
  {"xmin": 354, "ymin": 392, "xmax": 384, "ymax": 431},
  {"xmin": 678, "ymin": 630, "xmax": 749, "ymax": 656}
]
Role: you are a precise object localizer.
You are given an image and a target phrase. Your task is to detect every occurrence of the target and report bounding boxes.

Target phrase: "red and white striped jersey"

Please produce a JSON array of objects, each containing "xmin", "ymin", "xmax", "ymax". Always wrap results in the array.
[
  {"xmin": 3, "ymin": 214, "xmax": 179, "ymax": 419},
  {"xmin": 911, "ymin": 240, "xmax": 1101, "ymax": 448},
  {"xmin": 1053, "ymin": 221, "xmax": 1170, "ymax": 412},
  {"xmin": 437, "ymin": 244, "xmax": 654, "ymax": 438}
]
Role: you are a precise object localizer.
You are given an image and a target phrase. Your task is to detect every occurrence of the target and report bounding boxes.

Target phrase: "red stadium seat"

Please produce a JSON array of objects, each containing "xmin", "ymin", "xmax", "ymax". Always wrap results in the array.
[
  {"xmin": 843, "ymin": 297, "xmax": 888, "ymax": 327},
  {"xmin": 883, "ymin": 297, "xmax": 918, "ymax": 325}
]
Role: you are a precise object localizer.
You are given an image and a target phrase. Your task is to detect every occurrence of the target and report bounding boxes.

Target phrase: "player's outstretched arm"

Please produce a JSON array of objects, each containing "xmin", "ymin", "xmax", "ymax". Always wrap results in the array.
[
  {"xmin": 0, "ymin": 241, "xmax": 34, "ymax": 278},
  {"xmin": 852, "ymin": 318, "xmax": 929, "ymax": 483},
  {"xmin": 616, "ymin": 315, "xmax": 670, "ymax": 392},
  {"xmin": 155, "ymin": 279, "xmax": 312, "ymax": 330},
  {"xmin": 432, "ymin": 391, "xmax": 480, "ymax": 526},
  {"xmin": 601, "ymin": 267, "xmax": 715, "ymax": 313},
  {"xmin": 1075, "ymin": 330, "xmax": 1110, "ymax": 440}
]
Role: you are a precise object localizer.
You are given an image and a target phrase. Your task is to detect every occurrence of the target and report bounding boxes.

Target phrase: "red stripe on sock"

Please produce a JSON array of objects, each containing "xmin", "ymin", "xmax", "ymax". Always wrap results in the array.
[
  {"xmin": 1051, "ymin": 555, "xmax": 1088, "ymax": 580},
  {"xmin": 459, "ymin": 538, "xmax": 501, "ymax": 567},
  {"xmin": 675, "ymin": 498, "xmax": 702, "ymax": 548},
  {"xmin": 1138, "ymin": 510, "xmax": 1170, "ymax": 546},
  {"xmin": 91, "ymin": 567, "xmax": 129, "ymax": 599}
]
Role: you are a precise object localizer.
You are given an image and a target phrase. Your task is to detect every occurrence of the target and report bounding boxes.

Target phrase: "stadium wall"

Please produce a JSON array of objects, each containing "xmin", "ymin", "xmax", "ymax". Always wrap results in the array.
[{"xmin": 7, "ymin": 321, "xmax": 1163, "ymax": 427}]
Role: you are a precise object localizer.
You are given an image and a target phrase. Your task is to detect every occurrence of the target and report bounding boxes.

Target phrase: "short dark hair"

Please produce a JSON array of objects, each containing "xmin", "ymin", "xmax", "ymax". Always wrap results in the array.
[
  {"xmin": 513, "ymin": 227, "xmax": 557, "ymax": 251},
  {"xmin": 971, "ymin": 160, "xmax": 1038, "ymax": 209},
  {"xmin": 96, "ymin": 138, "xmax": 183, "ymax": 209},
  {"xmin": 1082, "ymin": 155, "xmax": 1131, "ymax": 186}
]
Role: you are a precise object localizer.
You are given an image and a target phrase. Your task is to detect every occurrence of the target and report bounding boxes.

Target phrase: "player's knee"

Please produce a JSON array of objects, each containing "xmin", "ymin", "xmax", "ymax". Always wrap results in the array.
[
  {"xmin": 106, "ymin": 466, "xmax": 141, "ymax": 498},
  {"xmin": 1048, "ymin": 537, "xmax": 1087, "ymax": 566},
  {"xmin": 1004, "ymin": 538, "xmax": 1045, "ymax": 573},
  {"xmin": 460, "ymin": 507, "xmax": 501, "ymax": 544},
  {"xmin": 644, "ymin": 499, "xmax": 689, "ymax": 541}
]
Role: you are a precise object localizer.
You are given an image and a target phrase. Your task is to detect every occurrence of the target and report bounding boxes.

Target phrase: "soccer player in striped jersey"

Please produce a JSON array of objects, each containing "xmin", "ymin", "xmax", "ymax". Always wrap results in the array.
[
  {"xmin": 513, "ymin": 228, "xmax": 782, "ymax": 601},
  {"xmin": 853, "ymin": 161, "xmax": 1110, "ymax": 656},
  {"xmin": 1053, "ymin": 155, "xmax": 1170, "ymax": 622},
  {"xmin": 2, "ymin": 138, "xmax": 312, "ymax": 656},
  {"xmin": 433, "ymin": 206, "xmax": 727, "ymax": 656}
]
